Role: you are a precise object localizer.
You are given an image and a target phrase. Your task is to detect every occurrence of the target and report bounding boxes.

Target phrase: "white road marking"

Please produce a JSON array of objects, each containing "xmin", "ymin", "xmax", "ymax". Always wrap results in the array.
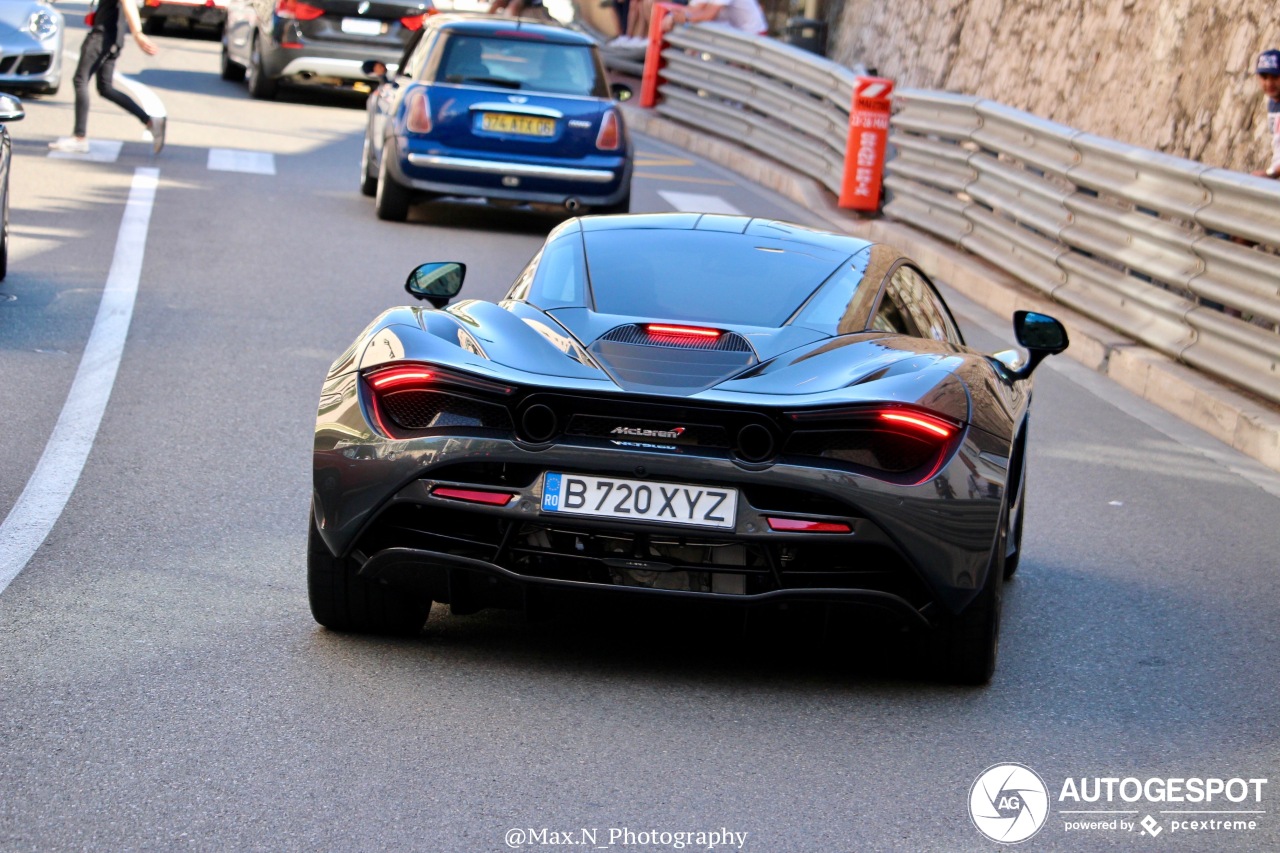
[
  {"xmin": 0, "ymin": 169, "xmax": 159, "ymax": 596},
  {"xmin": 658, "ymin": 191, "xmax": 743, "ymax": 215},
  {"xmin": 48, "ymin": 140, "xmax": 124, "ymax": 163},
  {"xmin": 207, "ymin": 148, "xmax": 276, "ymax": 175}
]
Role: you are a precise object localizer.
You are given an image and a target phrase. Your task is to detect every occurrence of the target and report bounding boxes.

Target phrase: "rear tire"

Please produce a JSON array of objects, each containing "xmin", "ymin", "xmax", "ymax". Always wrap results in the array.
[
  {"xmin": 1003, "ymin": 498, "xmax": 1025, "ymax": 580},
  {"xmin": 360, "ymin": 135, "xmax": 377, "ymax": 197},
  {"xmin": 933, "ymin": 506, "xmax": 1006, "ymax": 685},
  {"xmin": 0, "ymin": 172, "xmax": 10, "ymax": 282},
  {"xmin": 220, "ymin": 39, "xmax": 246, "ymax": 82},
  {"xmin": 375, "ymin": 144, "xmax": 411, "ymax": 221},
  {"xmin": 246, "ymin": 36, "xmax": 277, "ymax": 100},
  {"xmin": 307, "ymin": 510, "xmax": 431, "ymax": 636}
]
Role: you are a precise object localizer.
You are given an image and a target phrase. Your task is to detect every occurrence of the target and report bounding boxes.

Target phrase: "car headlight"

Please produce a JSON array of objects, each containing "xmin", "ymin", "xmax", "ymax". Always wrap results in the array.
[{"xmin": 29, "ymin": 10, "xmax": 59, "ymax": 40}]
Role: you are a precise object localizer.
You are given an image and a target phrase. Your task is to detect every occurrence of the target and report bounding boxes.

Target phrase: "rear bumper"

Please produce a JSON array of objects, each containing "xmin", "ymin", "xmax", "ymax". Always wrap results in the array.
[
  {"xmin": 391, "ymin": 145, "xmax": 632, "ymax": 207},
  {"xmin": 360, "ymin": 546, "xmax": 934, "ymax": 626},
  {"xmin": 262, "ymin": 33, "xmax": 404, "ymax": 85}
]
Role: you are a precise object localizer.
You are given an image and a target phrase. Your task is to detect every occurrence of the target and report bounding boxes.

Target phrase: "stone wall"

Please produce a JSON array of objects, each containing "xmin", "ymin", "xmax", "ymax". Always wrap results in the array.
[{"xmin": 827, "ymin": 0, "xmax": 1279, "ymax": 174}]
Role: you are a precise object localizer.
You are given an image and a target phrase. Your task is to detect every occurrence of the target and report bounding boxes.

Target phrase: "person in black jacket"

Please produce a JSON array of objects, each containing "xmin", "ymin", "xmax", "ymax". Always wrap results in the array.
[{"xmin": 48, "ymin": 0, "xmax": 164, "ymax": 155}]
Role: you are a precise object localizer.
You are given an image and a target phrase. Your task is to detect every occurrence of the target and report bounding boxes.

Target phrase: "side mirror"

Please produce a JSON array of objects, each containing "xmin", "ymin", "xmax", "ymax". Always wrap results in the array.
[
  {"xmin": 0, "ymin": 94, "xmax": 25, "ymax": 123},
  {"xmin": 1011, "ymin": 310, "xmax": 1068, "ymax": 377},
  {"xmin": 361, "ymin": 59, "xmax": 390, "ymax": 82},
  {"xmin": 405, "ymin": 261, "xmax": 465, "ymax": 308},
  {"xmin": 610, "ymin": 83, "xmax": 633, "ymax": 102}
]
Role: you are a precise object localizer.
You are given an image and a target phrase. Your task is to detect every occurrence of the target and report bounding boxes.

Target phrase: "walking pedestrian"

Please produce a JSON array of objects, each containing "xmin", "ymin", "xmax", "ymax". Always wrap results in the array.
[
  {"xmin": 48, "ymin": 0, "xmax": 165, "ymax": 155},
  {"xmin": 1252, "ymin": 49, "xmax": 1280, "ymax": 179}
]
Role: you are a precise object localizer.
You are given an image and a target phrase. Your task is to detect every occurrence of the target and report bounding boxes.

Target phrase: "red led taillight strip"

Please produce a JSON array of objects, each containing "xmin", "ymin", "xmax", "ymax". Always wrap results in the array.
[
  {"xmin": 646, "ymin": 324, "xmax": 722, "ymax": 339},
  {"xmin": 878, "ymin": 411, "xmax": 954, "ymax": 438}
]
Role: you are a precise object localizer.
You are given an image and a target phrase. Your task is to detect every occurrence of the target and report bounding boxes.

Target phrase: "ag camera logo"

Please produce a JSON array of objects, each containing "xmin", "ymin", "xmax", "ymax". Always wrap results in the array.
[{"xmin": 969, "ymin": 763, "xmax": 1050, "ymax": 844}]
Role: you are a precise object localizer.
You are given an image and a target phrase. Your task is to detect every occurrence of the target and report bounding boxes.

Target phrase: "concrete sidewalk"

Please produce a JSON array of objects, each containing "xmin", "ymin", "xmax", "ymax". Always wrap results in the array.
[{"xmin": 622, "ymin": 104, "xmax": 1280, "ymax": 475}]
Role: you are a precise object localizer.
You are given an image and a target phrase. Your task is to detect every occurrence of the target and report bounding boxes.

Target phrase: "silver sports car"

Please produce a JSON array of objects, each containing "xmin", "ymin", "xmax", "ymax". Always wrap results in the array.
[{"xmin": 0, "ymin": 0, "xmax": 63, "ymax": 95}]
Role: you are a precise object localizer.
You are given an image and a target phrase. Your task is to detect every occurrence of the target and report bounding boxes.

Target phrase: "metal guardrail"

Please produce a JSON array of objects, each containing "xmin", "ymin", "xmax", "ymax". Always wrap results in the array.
[
  {"xmin": 643, "ymin": 26, "xmax": 1280, "ymax": 405},
  {"xmin": 651, "ymin": 24, "xmax": 860, "ymax": 196}
]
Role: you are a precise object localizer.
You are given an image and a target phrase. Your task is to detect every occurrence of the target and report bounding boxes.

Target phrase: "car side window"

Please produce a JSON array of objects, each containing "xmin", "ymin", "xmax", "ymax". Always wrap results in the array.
[
  {"xmin": 892, "ymin": 265, "xmax": 963, "ymax": 344},
  {"xmin": 404, "ymin": 31, "xmax": 435, "ymax": 79},
  {"xmin": 527, "ymin": 234, "xmax": 586, "ymax": 308},
  {"xmin": 870, "ymin": 273, "xmax": 921, "ymax": 337},
  {"xmin": 871, "ymin": 265, "xmax": 962, "ymax": 343}
]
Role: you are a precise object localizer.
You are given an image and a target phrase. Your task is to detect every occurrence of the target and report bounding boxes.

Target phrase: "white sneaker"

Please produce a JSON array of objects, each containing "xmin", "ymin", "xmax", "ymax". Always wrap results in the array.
[{"xmin": 48, "ymin": 136, "xmax": 90, "ymax": 154}]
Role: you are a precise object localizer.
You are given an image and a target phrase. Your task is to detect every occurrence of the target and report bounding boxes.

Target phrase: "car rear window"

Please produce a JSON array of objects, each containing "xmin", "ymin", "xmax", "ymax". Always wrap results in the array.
[
  {"xmin": 582, "ymin": 230, "xmax": 851, "ymax": 328},
  {"xmin": 436, "ymin": 35, "xmax": 605, "ymax": 97}
]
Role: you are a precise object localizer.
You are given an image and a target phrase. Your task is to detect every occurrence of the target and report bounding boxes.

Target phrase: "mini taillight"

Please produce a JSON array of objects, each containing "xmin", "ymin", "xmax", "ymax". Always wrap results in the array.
[
  {"xmin": 646, "ymin": 323, "xmax": 721, "ymax": 340},
  {"xmin": 431, "ymin": 487, "xmax": 516, "ymax": 506},
  {"xmin": 596, "ymin": 110, "xmax": 621, "ymax": 150},
  {"xmin": 765, "ymin": 517, "xmax": 851, "ymax": 533},
  {"xmin": 406, "ymin": 88, "xmax": 432, "ymax": 134}
]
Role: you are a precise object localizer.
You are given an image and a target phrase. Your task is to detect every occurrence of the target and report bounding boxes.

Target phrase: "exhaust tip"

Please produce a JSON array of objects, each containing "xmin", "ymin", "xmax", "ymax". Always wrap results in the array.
[
  {"xmin": 520, "ymin": 404, "xmax": 558, "ymax": 443},
  {"xmin": 736, "ymin": 423, "xmax": 776, "ymax": 463},
  {"xmin": 564, "ymin": 198, "xmax": 582, "ymax": 212}
]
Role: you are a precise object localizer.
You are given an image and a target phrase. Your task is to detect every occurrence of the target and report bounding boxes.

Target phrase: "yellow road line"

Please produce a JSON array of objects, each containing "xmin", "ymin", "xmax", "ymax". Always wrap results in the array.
[{"xmin": 634, "ymin": 172, "xmax": 735, "ymax": 186}]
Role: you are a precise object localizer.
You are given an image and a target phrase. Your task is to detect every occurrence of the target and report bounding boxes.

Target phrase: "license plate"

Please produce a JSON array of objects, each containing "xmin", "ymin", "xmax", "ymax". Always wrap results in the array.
[
  {"xmin": 481, "ymin": 112, "xmax": 555, "ymax": 137},
  {"xmin": 541, "ymin": 473, "xmax": 737, "ymax": 530},
  {"xmin": 341, "ymin": 17, "xmax": 383, "ymax": 35}
]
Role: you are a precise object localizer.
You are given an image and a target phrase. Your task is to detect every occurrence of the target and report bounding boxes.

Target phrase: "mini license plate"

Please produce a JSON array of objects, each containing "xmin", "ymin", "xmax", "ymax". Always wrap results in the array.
[
  {"xmin": 541, "ymin": 473, "xmax": 737, "ymax": 530},
  {"xmin": 481, "ymin": 112, "xmax": 555, "ymax": 137},
  {"xmin": 341, "ymin": 17, "xmax": 383, "ymax": 35}
]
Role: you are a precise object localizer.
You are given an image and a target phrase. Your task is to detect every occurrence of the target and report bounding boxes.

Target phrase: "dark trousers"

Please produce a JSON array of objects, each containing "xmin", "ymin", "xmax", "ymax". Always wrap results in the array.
[{"xmin": 73, "ymin": 30, "xmax": 150, "ymax": 138}]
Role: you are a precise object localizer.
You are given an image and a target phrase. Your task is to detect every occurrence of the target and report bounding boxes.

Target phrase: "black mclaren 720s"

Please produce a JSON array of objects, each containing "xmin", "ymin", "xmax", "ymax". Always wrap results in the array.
[{"xmin": 310, "ymin": 213, "xmax": 1068, "ymax": 684}]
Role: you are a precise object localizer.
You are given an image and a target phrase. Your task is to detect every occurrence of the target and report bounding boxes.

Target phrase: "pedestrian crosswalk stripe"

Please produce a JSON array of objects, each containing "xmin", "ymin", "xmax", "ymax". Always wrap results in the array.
[
  {"xmin": 207, "ymin": 149, "xmax": 276, "ymax": 175},
  {"xmin": 47, "ymin": 140, "xmax": 124, "ymax": 163},
  {"xmin": 657, "ymin": 191, "xmax": 743, "ymax": 215}
]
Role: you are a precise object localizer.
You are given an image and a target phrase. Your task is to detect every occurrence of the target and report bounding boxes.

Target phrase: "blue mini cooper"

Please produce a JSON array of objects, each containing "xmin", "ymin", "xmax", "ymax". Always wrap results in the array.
[{"xmin": 361, "ymin": 15, "xmax": 633, "ymax": 221}]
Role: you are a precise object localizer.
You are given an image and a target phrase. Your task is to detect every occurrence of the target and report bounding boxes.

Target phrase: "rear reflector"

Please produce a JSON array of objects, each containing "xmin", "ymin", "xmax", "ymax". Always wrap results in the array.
[
  {"xmin": 293, "ymin": 1, "xmax": 325, "ymax": 19},
  {"xmin": 432, "ymin": 487, "xmax": 515, "ymax": 506},
  {"xmin": 766, "ymin": 517, "xmax": 851, "ymax": 533}
]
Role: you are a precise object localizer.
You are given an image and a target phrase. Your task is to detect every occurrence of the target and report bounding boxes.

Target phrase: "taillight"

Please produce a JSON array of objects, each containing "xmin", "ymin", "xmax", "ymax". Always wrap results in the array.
[
  {"xmin": 785, "ymin": 405, "xmax": 964, "ymax": 484},
  {"xmin": 596, "ymin": 110, "xmax": 621, "ymax": 150},
  {"xmin": 362, "ymin": 362, "xmax": 516, "ymax": 438},
  {"xmin": 400, "ymin": 10, "xmax": 435, "ymax": 30},
  {"xmin": 275, "ymin": 0, "xmax": 319, "ymax": 17},
  {"xmin": 406, "ymin": 88, "xmax": 432, "ymax": 134}
]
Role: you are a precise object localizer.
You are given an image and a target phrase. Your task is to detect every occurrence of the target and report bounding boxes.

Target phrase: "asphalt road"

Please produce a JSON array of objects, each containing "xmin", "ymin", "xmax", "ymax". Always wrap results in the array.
[{"xmin": 1, "ymin": 15, "xmax": 1278, "ymax": 852}]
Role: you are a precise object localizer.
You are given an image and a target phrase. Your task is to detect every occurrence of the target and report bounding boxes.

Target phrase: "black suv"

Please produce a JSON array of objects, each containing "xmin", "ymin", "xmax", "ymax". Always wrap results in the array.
[{"xmin": 221, "ymin": 0, "xmax": 434, "ymax": 98}]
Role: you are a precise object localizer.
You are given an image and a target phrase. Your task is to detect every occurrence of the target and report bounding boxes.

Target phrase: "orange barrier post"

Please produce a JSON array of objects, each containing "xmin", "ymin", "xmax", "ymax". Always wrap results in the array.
[
  {"xmin": 838, "ymin": 77, "xmax": 894, "ymax": 211},
  {"xmin": 639, "ymin": 3, "xmax": 682, "ymax": 108}
]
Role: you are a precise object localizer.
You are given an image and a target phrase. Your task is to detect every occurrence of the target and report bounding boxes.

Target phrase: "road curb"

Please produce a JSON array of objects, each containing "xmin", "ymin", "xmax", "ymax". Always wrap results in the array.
[{"xmin": 623, "ymin": 104, "xmax": 1280, "ymax": 475}]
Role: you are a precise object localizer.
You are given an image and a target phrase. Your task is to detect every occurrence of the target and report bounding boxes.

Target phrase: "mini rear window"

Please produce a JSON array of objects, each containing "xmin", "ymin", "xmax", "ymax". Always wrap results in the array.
[
  {"xmin": 436, "ymin": 35, "xmax": 606, "ymax": 97},
  {"xmin": 581, "ymin": 230, "xmax": 851, "ymax": 327}
]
